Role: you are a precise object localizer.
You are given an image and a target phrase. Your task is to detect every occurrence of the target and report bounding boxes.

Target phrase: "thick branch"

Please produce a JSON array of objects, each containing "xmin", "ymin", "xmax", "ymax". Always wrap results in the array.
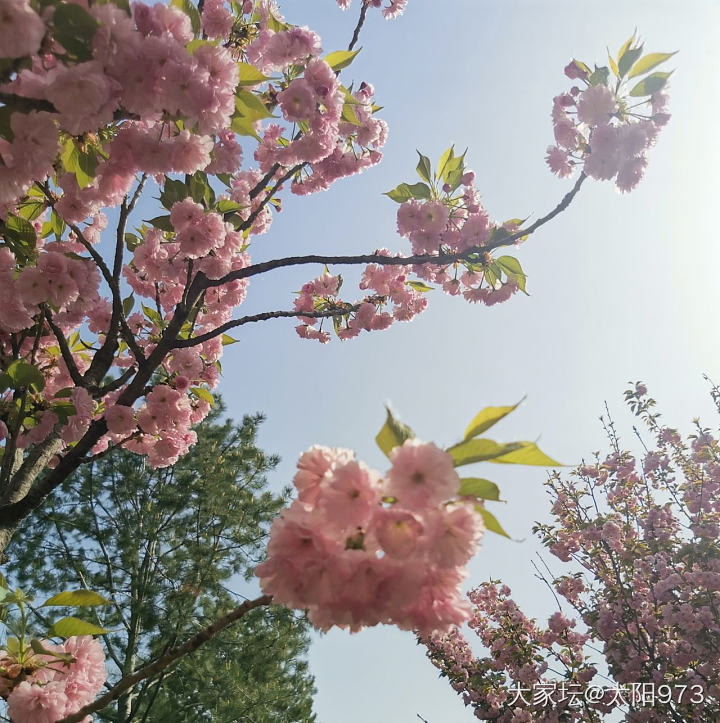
[
  {"xmin": 56, "ymin": 595, "xmax": 273, "ymax": 723},
  {"xmin": 203, "ymin": 173, "xmax": 586, "ymax": 290},
  {"xmin": 175, "ymin": 306, "xmax": 361, "ymax": 348}
]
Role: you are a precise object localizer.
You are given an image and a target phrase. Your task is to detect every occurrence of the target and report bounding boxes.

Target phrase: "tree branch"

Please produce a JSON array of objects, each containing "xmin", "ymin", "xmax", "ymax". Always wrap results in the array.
[
  {"xmin": 349, "ymin": 1, "xmax": 370, "ymax": 52},
  {"xmin": 44, "ymin": 309, "xmax": 85, "ymax": 388},
  {"xmin": 174, "ymin": 306, "xmax": 361, "ymax": 348},
  {"xmin": 202, "ymin": 173, "xmax": 587, "ymax": 291},
  {"xmin": 56, "ymin": 595, "xmax": 273, "ymax": 723}
]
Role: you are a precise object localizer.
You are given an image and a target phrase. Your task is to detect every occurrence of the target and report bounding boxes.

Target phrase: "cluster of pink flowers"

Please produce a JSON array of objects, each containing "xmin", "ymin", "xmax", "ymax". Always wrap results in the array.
[
  {"xmin": 335, "ymin": 0, "xmax": 409, "ymax": 20},
  {"xmin": 0, "ymin": 112, "xmax": 59, "ymax": 206},
  {"xmin": 0, "ymin": 636, "xmax": 106, "ymax": 723},
  {"xmin": 423, "ymin": 384, "xmax": 720, "ymax": 721},
  {"xmin": 293, "ymin": 260, "xmax": 428, "ymax": 342},
  {"xmin": 545, "ymin": 61, "xmax": 670, "ymax": 192},
  {"xmin": 0, "ymin": 0, "xmax": 392, "ymax": 469},
  {"xmin": 255, "ymin": 439, "xmax": 485, "ymax": 634},
  {"xmin": 251, "ymin": 34, "xmax": 387, "ymax": 195}
]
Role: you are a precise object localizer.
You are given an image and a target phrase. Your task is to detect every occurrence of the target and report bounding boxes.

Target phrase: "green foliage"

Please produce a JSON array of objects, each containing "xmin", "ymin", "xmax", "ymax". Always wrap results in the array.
[
  {"xmin": 375, "ymin": 406, "xmax": 415, "ymax": 458},
  {"xmin": 52, "ymin": 3, "xmax": 99, "ymax": 62},
  {"xmin": 375, "ymin": 402, "xmax": 560, "ymax": 537},
  {"xmin": 324, "ymin": 48, "xmax": 361, "ymax": 71},
  {"xmin": 6, "ymin": 402, "xmax": 316, "ymax": 722}
]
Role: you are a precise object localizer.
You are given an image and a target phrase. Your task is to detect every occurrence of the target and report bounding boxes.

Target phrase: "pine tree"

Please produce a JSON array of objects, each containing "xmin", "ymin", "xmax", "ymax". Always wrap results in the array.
[{"xmin": 5, "ymin": 401, "xmax": 315, "ymax": 722}]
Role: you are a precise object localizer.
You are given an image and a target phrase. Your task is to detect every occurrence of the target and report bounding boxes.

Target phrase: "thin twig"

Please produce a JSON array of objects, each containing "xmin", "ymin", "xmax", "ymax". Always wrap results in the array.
[{"xmin": 174, "ymin": 306, "xmax": 361, "ymax": 348}]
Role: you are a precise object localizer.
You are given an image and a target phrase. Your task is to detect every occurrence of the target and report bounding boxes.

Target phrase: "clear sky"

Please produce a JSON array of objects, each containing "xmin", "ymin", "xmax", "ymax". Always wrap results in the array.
[{"xmin": 218, "ymin": 1, "xmax": 720, "ymax": 721}]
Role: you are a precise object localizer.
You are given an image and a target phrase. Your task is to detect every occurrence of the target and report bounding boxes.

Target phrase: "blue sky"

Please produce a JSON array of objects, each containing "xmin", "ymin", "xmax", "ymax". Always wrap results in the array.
[{"xmin": 218, "ymin": 1, "xmax": 720, "ymax": 720}]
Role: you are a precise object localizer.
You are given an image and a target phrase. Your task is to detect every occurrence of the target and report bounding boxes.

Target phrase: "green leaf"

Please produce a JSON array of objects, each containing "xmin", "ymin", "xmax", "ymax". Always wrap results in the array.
[
  {"xmin": 627, "ymin": 51, "xmax": 677, "ymax": 79},
  {"xmin": 437, "ymin": 146, "xmax": 455, "ymax": 181},
  {"xmin": 221, "ymin": 334, "xmax": 238, "ymax": 345},
  {"xmin": 48, "ymin": 617, "xmax": 109, "ymax": 637},
  {"xmin": 325, "ymin": 48, "xmax": 361, "ymax": 72},
  {"xmin": 147, "ymin": 215, "xmax": 174, "ymax": 232},
  {"xmin": 230, "ymin": 114, "xmax": 260, "ymax": 139},
  {"xmin": 0, "ymin": 588, "xmax": 10, "ymax": 605},
  {"xmin": 476, "ymin": 505, "xmax": 510, "ymax": 538},
  {"xmin": 463, "ymin": 401, "xmax": 522, "ymax": 441},
  {"xmin": 141, "ymin": 303, "xmax": 164, "ymax": 327},
  {"xmin": 217, "ymin": 199, "xmax": 243, "ymax": 214},
  {"xmin": 237, "ymin": 62, "xmax": 271, "ymax": 86},
  {"xmin": 53, "ymin": 4, "xmax": 99, "ymax": 62},
  {"xmin": 406, "ymin": 280, "xmax": 433, "ymax": 293},
  {"xmin": 628, "ymin": 71, "xmax": 672, "ymax": 97},
  {"xmin": 42, "ymin": 590, "xmax": 110, "ymax": 608},
  {"xmin": 383, "ymin": 182, "xmax": 431, "ymax": 203},
  {"xmin": 447, "ymin": 438, "xmax": 525, "ymax": 467},
  {"xmin": 30, "ymin": 639, "xmax": 74, "ymax": 661},
  {"xmin": 16, "ymin": 199, "xmax": 46, "ymax": 222},
  {"xmin": 159, "ymin": 179, "xmax": 189, "ymax": 210},
  {"xmin": 618, "ymin": 43, "xmax": 643, "ymax": 78},
  {"xmin": 51, "ymin": 210, "xmax": 66, "ymax": 238},
  {"xmin": 617, "ymin": 33, "xmax": 636, "ymax": 65},
  {"xmin": 190, "ymin": 386, "xmax": 215, "ymax": 407},
  {"xmin": 188, "ymin": 172, "xmax": 214, "ymax": 207},
  {"xmin": 52, "ymin": 400, "xmax": 77, "ymax": 425},
  {"xmin": 7, "ymin": 360, "xmax": 45, "ymax": 391},
  {"xmin": 235, "ymin": 89, "xmax": 274, "ymax": 121},
  {"xmin": 416, "ymin": 151, "xmax": 432, "ymax": 184},
  {"xmin": 607, "ymin": 51, "xmax": 619, "ymax": 78},
  {"xmin": 375, "ymin": 407, "xmax": 415, "ymax": 458},
  {"xmin": 4, "ymin": 214, "xmax": 37, "ymax": 259},
  {"xmin": 74, "ymin": 150, "xmax": 98, "ymax": 189},
  {"xmin": 459, "ymin": 478, "xmax": 500, "ymax": 501},
  {"xmin": 341, "ymin": 101, "xmax": 362, "ymax": 126},
  {"xmin": 496, "ymin": 255, "xmax": 527, "ymax": 293},
  {"xmin": 587, "ymin": 66, "xmax": 610, "ymax": 87},
  {"xmin": 171, "ymin": 0, "xmax": 201, "ymax": 34},
  {"xmin": 490, "ymin": 442, "xmax": 562, "ymax": 466}
]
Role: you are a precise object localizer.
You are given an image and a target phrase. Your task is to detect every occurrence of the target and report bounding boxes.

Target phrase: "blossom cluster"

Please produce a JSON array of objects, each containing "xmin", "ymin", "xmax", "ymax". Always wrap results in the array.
[
  {"xmin": 546, "ymin": 52, "xmax": 671, "ymax": 192},
  {"xmin": 255, "ymin": 439, "xmax": 485, "ymax": 634},
  {"xmin": 423, "ymin": 384, "xmax": 720, "ymax": 721},
  {"xmin": 0, "ymin": 0, "xmax": 393, "ymax": 469},
  {"xmin": 0, "ymin": 636, "xmax": 106, "ymax": 723},
  {"xmin": 295, "ymin": 167, "xmax": 520, "ymax": 342}
]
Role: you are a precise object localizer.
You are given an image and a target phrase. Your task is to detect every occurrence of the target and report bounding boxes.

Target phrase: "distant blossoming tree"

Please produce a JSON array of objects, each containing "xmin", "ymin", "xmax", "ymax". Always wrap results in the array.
[
  {"xmin": 424, "ymin": 382, "xmax": 720, "ymax": 722},
  {"xmin": 0, "ymin": 0, "xmax": 674, "ymax": 718}
]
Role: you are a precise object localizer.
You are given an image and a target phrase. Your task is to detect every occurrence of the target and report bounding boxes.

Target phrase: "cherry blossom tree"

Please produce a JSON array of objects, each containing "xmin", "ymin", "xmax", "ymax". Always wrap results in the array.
[
  {"xmin": 424, "ymin": 382, "xmax": 720, "ymax": 722},
  {"xmin": 0, "ymin": 0, "xmax": 674, "ymax": 719}
]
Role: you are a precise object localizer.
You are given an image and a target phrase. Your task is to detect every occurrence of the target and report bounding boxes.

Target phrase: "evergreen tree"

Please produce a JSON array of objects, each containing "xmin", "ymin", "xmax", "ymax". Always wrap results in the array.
[{"xmin": 5, "ymin": 402, "xmax": 315, "ymax": 722}]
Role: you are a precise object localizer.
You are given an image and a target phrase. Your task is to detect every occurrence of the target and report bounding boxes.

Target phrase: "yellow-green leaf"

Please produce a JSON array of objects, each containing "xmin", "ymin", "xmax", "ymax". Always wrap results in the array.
[
  {"xmin": 42, "ymin": 590, "xmax": 109, "ymax": 608},
  {"xmin": 476, "ymin": 505, "xmax": 510, "ymax": 538},
  {"xmin": 447, "ymin": 439, "xmax": 525, "ymax": 467},
  {"xmin": 628, "ymin": 71, "xmax": 672, "ymax": 97},
  {"xmin": 190, "ymin": 386, "xmax": 215, "ymax": 407},
  {"xmin": 459, "ymin": 478, "xmax": 500, "ymax": 501},
  {"xmin": 324, "ymin": 48, "xmax": 361, "ymax": 72},
  {"xmin": 627, "ymin": 51, "xmax": 677, "ymax": 79},
  {"xmin": 237, "ymin": 62, "xmax": 271, "ymax": 86},
  {"xmin": 608, "ymin": 51, "xmax": 619, "ymax": 78},
  {"xmin": 375, "ymin": 407, "xmax": 415, "ymax": 458},
  {"xmin": 490, "ymin": 442, "xmax": 562, "ymax": 466},
  {"xmin": 406, "ymin": 280, "xmax": 433, "ymax": 293},
  {"xmin": 463, "ymin": 402, "xmax": 522, "ymax": 441},
  {"xmin": 48, "ymin": 617, "xmax": 109, "ymax": 637}
]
